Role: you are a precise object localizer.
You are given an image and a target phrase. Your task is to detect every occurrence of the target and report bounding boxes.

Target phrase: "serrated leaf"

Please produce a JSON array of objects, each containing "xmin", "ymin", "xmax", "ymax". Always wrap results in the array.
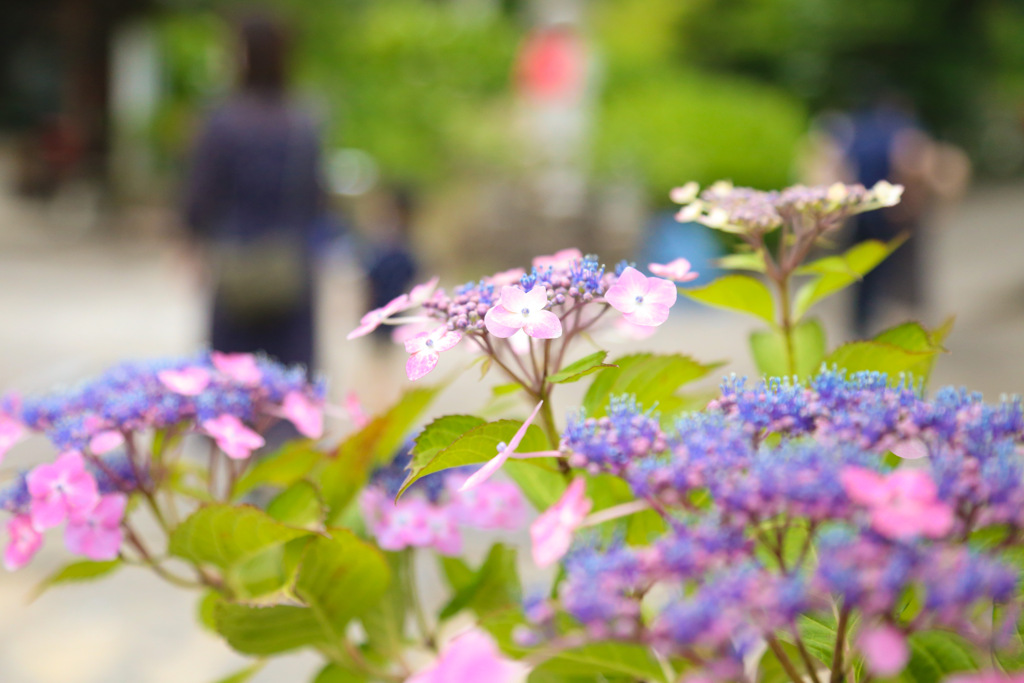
[
  {"xmin": 439, "ymin": 543, "xmax": 520, "ymax": 620},
  {"xmin": 211, "ymin": 662, "xmax": 265, "ymax": 683},
  {"xmin": 750, "ymin": 318, "xmax": 826, "ymax": 378},
  {"xmin": 293, "ymin": 532, "xmax": 392, "ymax": 642},
  {"xmin": 409, "ymin": 415, "xmax": 487, "ymax": 473},
  {"xmin": 31, "ymin": 558, "xmax": 121, "ymax": 601},
  {"xmin": 531, "ymin": 642, "xmax": 668, "ymax": 682},
  {"xmin": 233, "ymin": 440, "xmax": 322, "ymax": 500},
  {"xmin": 266, "ymin": 480, "xmax": 324, "ymax": 529},
  {"xmin": 313, "ymin": 664, "xmax": 369, "ymax": 683},
  {"xmin": 825, "ymin": 341, "xmax": 937, "ymax": 380},
  {"xmin": 715, "ymin": 251, "xmax": 767, "ymax": 272},
  {"xmin": 793, "ymin": 237, "xmax": 906, "ymax": 319},
  {"xmin": 548, "ymin": 351, "xmax": 616, "ymax": 384},
  {"xmin": 680, "ymin": 274, "xmax": 775, "ymax": 324},
  {"xmin": 901, "ymin": 631, "xmax": 977, "ymax": 683},
  {"xmin": 214, "ymin": 602, "xmax": 325, "ymax": 655},
  {"xmin": 397, "ymin": 418, "xmax": 548, "ymax": 499},
  {"xmin": 873, "ymin": 320, "xmax": 951, "ymax": 387},
  {"xmin": 582, "ymin": 353, "xmax": 723, "ymax": 421},
  {"xmin": 169, "ymin": 504, "xmax": 310, "ymax": 569}
]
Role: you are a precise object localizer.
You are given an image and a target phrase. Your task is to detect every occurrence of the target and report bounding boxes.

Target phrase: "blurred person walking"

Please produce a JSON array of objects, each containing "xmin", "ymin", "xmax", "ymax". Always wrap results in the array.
[{"xmin": 184, "ymin": 14, "xmax": 325, "ymax": 370}]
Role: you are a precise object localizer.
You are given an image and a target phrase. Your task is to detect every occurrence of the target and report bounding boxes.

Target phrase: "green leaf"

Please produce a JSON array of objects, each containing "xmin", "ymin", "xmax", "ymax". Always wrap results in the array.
[
  {"xmin": 793, "ymin": 237, "xmax": 905, "ymax": 319},
  {"xmin": 503, "ymin": 458, "xmax": 566, "ymax": 510},
  {"xmin": 825, "ymin": 341, "xmax": 937, "ymax": 380},
  {"xmin": 320, "ymin": 388, "xmax": 443, "ymax": 520},
  {"xmin": 715, "ymin": 251, "xmax": 767, "ymax": 272},
  {"xmin": 547, "ymin": 351, "xmax": 616, "ymax": 384},
  {"xmin": 439, "ymin": 543, "xmax": 520, "ymax": 620},
  {"xmin": 169, "ymin": 504, "xmax": 310, "ymax": 569},
  {"xmin": 582, "ymin": 353, "xmax": 723, "ymax": 421},
  {"xmin": 492, "ymin": 383, "xmax": 523, "ymax": 397},
  {"xmin": 233, "ymin": 440, "xmax": 322, "ymax": 500},
  {"xmin": 31, "ymin": 558, "xmax": 121, "ymax": 600},
  {"xmin": 214, "ymin": 602, "xmax": 325, "ymax": 655},
  {"xmin": 759, "ymin": 640, "xmax": 812, "ymax": 683},
  {"xmin": 359, "ymin": 551, "xmax": 407, "ymax": 660},
  {"xmin": 293, "ymin": 531, "xmax": 392, "ymax": 642},
  {"xmin": 680, "ymin": 274, "xmax": 776, "ymax": 323},
  {"xmin": 397, "ymin": 418, "xmax": 549, "ymax": 499},
  {"xmin": 409, "ymin": 415, "xmax": 488, "ymax": 473},
  {"xmin": 874, "ymin": 320, "xmax": 951, "ymax": 386},
  {"xmin": 531, "ymin": 642, "xmax": 668, "ymax": 682},
  {"xmin": 750, "ymin": 317, "xmax": 826, "ymax": 378},
  {"xmin": 900, "ymin": 631, "xmax": 977, "ymax": 683},
  {"xmin": 266, "ymin": 480, "xmax": 324, "ymax": 529},
  {"xmin": 211, "ymin": 662, "xmax": 265, "ymax": 683},
  {"xmin": 313, "ymin": 664, "xmax": 369, "ymax": 683},
  {"xmin": 198, "ymin": 591, "xmax": 222, "ymax": 632}
]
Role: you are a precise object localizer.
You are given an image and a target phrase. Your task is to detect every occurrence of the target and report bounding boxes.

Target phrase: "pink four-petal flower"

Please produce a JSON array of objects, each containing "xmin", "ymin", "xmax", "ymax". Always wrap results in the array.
[
  {"xmin": 202, "ymin": 414, "xmax": 265, "ymax": 460},
  {"xmin": 347, "ymin": 293, "xmax": 411, "ymax": 340},
  {"xmin": 460, "ymin": 401, "xmax": 544, "ymax": 492},
  {"xmin": 840, "ymin": 467, "xmax": 954, "ymax": 540},
  {"xmin": 158, "ymin": 367, "xmax": 211, "ymax": 396},
  {"xmin": 4, "ymin": 514, "xmax": 42, "ymax": 571},
  {"xmin": 858, "ymin": 625, "xmax": 909, "ymax": 677},
  {"xmin": 484, "ymin": 286, "xmax": 562, "ymax": 339},
  {"xmin": 407, "ymin": 629, "xmax": 526, "ymax": 683},
  {"xmin": 404, "ymin": 326, "xmax": 462, "ymax": 381},
  {"xmin": 282, "ymin": 391, "xmax": 324, "ymax": 439},
  {"xmin": 65, "ymin": 493, "xmax": 127, "ymax": 561},
  {"xmin": 648, "ymin": 258, "xmax": 699, "ymax": 283},
  {"xmin": 604, "ymin": 266, "xmax": 678, "ymax": 327},
  {"xmin": 26, "ymin": 451, "xmax": 100, "ymax": 530},
  {"xmin": 89, "ymin": 429, "xmax": 124, "ymax": 454},
  {"xmin": 532, "ymin": 248, "xmax": 582, "ymax": 270},
  {"xmin": 211, "ymin": 352, "xmax": 263, "ymax": 386},
  {"xmin": 529, "ymin": 477, "xmax": 592, "ymax": 568}
]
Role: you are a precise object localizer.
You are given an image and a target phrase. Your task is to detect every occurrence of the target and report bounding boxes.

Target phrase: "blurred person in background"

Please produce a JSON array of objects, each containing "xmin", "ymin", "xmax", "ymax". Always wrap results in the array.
[
  {"xmin": 183, "ymin": 12, "xmax": 325, "ymax": 370},
  {"xmin": 810, "ymin": 93, "xmax": 970, "ymax": 337},
  {"xmin": 364, "ymin": 185, "xmax": 419, "ymax": 350}
]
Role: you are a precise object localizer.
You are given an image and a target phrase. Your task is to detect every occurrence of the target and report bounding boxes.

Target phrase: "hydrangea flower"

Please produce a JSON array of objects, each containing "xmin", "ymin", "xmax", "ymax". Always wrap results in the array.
[
  {"xmin": 858, "ymin": 624, "xmax": 909, "ymax": 676},
  {"xmin": 404, "ymin": 326, "xmax": 462, "ymax": 381},
  {"xmin": 604, "ymin": 267, "xmax": 677, "ymax": 326},
  {"xmin": 4, "ymin": 514, "xmax": 42, "ymax": 571},
  {"xmin": 157, "ymin": 367, "xmax": 211, "ymax": 396},
  {"xmin": 202, "ymin": 415, "xmax": 265, "ymax": 460},
  {"xmin": 460, "ymin": 401, "xmax": 545, "ymax": 491},
  {"xmin": 281, "ymin": 390, "xmax": 324, "ymax": 439},
  {"xmin": 65, "ymin": 493, "xmax": 126, "ymax": 561},
  {"xmin": 648, "ymin": 258, "xmax": 698, "ymax": 283},
  {"xmin": 211, "ymin": 352, "xmax": 262, "ymax": 386},
  {"xmin": 347, "ymin": 293, "xmax": 411, "ymax": 340},
  {"xmin": 484, "ymin": 286, "xmax": 562, "ymax": 339},
  {"xmin": 0, "ymin": 413, "xmax": 25, "ymax": 464},
  {"xmin": 841, "ymin": 467, "xmax": 954, "ymax": 540},
  {"xmin": 407, "ymin": 629, "xmax": 527, "ymax": 683},
  {"xmin": 530, "ymin": 478, "xmax": 592, "ymax": 568},
  {"xmin": 27, "ymin": 451, "xmax": 100, "ymax": 530}
]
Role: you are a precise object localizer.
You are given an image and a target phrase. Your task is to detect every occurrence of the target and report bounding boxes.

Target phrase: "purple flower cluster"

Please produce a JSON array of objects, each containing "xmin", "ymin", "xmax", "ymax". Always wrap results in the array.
[{"xmin": 562, "ymin": 396, "xmax": 666, "ymax": 476}]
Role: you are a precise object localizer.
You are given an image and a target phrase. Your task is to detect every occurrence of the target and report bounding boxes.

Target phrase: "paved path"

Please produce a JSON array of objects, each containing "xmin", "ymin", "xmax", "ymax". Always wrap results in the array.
[{"xmin": 0, "ymin": 183, "xmax": 1021, "ymax": 682}]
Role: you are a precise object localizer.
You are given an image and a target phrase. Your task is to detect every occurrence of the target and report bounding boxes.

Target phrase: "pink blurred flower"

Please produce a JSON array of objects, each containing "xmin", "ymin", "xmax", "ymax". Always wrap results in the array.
[
  {"xmin": 669, "ymin": 182, "xmax": 699, "ymax": 205},
  {"xmin": 282, "ymin": 391, "xmax": 324, "ymax": 439},
  {"xmin": 840, "ymin": 467, "xmax": 954, "ymax": 540},
  {"xmin": 425, "ymin": 505, "xmax": 463, "ymax": 555},
  {"xmin": 449, "ymin": 476, "xmax": 526, "ymax": 531},
  {"xmin": 408, "ymin": 276, "xmax": 440, "ymax": 305},
  {"xmin": 347, "ymin": 294, "xmax": 411, "ymax": 340},
  {"xmin": 489, "ymin": 268, "xmax": 527, "ymax": 287},
  {"xmin": 858, "ymin": 625, "xmax": 908, "ymax": 677},
  {"xmin": 530, "ymin": 477, "xmax": 592, "ymax": 568},
  {"xmin": 605, "ymin": 267, "xmax": 677, "ymax": 327},
  {"xmin": 4, "ymin": 514, "xmax": 42, "ymax": 571},
  {"xmin": 202, "ymin": 414, "xmax": 265, "ymax": 460},
  {"xmin": 404, "ymin": 326, "xmax": 462, "ymax": 381},
  {"xmin": 649, "ymin": 258, "xmax": 699, "ymax": 283},
  {"xmin": 407, "ymin": 629, "xmax": 526, "ymax": 683},
  {"xmin": 367, "ymin": 496, "xmax": 434, "ymax": 551},
  {"xmin": 460, "ymin": 401, "xmax": 544, "ymax": 492},
  {"xmin": 65, "ymin": 493, "xmax": 126, "ymax": 561},
  {"xmin": 27, "ymin": 451, "xmax": 100, "ymax": 530},
  {"xmin": 343, "ymin": 391, "xmax": 369, "ymax": 428},
  {"xmin": 891, "ymin": 438, "xmax": 929, "ymax": 460},
  {"xmin": 158, "ymin": 367, "xmax": 211, "ymax": 396},
  {"xmin": 484, "ymin": 286, "xmax": 562, "ymax": 339},
  {"xmin": 0, "ymin": 413, "xmax": 25, "ymax": 464},
  {"xmin": 89, "ymin": 429, "xmax": 124, "ymax": 455},
  {"xmin": 211, "ymin": 352, "xmax": 262, "ymax": 386},
  {"xmin": 532, "ymin": 248, "xmax": 583, "ymax": 270}
]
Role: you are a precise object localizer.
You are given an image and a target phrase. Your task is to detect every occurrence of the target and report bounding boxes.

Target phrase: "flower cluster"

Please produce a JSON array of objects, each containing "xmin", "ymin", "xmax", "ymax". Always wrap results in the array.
[
  {"xmin": 672, "ymin": 180, "xmax": 903, "ymax": 236},
  {"xmin": 347, "ymin": 249, "xmax": 686, "ymax": 382},
  {"xmin": 516, "ymin": 367, "xmax": 1024, "ymax": 678},
  {"xmin": 0, "ymin": 352, "xmax": 325, "ymax": 570},
  {"xmin": 359, "ymin": 443, "xmax": 526, "ymax": 556}
]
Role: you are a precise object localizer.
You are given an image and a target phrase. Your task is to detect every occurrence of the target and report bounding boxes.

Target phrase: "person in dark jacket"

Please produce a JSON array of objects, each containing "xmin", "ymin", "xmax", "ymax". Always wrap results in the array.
[{"xmin": 184, "ymin": 14, "xmax": 324, "ymax": 369}]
